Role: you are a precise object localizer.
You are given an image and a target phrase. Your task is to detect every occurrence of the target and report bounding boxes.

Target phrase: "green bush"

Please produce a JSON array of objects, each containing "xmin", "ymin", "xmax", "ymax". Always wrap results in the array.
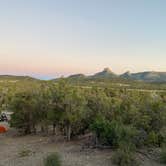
[
  {"xmin": 160, "ymin": 146, "xmax": 166, "ymax": 164},
  {"xmin": 18, "ymin": 149, "xmax": 32, "ymax": 157},
  {"xmin": 146, "ymin": 131, "xmax": 159, "ymax": 147},
  {"xmin": 112, "ymin": 143, "xmax": 139, "ymax": 166},
  {"xmin": 91, "ymin": 116, "xmax": 138, "ymax": 147},
  {"xmin": 44, "ymin": 153, "xmax": 61, "ymax": 166}
]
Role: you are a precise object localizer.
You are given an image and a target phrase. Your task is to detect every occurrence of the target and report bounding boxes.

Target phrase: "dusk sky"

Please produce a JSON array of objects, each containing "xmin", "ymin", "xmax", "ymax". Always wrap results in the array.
[{"xmin": 0, "ymin": 0, "xmax": 166, "ymax": 79}]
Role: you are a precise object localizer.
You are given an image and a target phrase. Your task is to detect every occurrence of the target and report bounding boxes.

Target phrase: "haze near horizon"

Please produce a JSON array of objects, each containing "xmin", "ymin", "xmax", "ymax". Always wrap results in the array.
[{"xmin": 0, "ymin": 0, "xmax": 166, "ymax": 79}]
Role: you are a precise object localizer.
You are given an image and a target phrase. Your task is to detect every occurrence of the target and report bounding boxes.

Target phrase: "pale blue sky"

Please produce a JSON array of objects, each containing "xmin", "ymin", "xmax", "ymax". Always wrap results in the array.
[{"xmin": 0, "ymin": 0, "xmax": 166, "ymax": 79}]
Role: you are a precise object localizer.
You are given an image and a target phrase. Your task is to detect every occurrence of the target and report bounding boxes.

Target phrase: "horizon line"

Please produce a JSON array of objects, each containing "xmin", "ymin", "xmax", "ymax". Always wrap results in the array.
[{"xmin": 1, "ymin": 68, "xmax": 166, "ymax": 80}]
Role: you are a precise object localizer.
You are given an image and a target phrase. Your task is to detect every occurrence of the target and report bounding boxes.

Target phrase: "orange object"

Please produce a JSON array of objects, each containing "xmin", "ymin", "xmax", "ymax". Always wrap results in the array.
[{"xmin": 0, "ymin": 126, "xmax": 7, "ymax": 133}]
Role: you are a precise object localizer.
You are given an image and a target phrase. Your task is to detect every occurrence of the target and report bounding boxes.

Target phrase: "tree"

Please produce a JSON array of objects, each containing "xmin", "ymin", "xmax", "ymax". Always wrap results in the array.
[
  {"xmin": 49, "ymin": 79, "xmax": 87, "ymax": 140},
  {"xmin": 10, "ymin": 90, "xmax": 40, "ymax": 134}
]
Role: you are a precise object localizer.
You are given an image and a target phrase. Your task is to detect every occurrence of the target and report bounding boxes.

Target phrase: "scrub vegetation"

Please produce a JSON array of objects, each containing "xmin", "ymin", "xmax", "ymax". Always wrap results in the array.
[{"xmin": 0, "ymin": 76, "xmax": 166, "ymax": 166}]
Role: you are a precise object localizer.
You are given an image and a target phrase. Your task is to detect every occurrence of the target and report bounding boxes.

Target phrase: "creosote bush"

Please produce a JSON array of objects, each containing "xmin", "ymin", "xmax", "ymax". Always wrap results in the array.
[
  {"xmin": 44, "ymin": 153, "xmax": 61, "ymax": 166},
  {"xmin": 160, "ymin": 145, "xmax": 166, "ymax": 164},
  {"xmin": 18, "ymin": 149, "xmax": 32, "ymax": 157},
  {"xmin": 112, "ymin": 143, "xmax": 139, "ymax": 166}
]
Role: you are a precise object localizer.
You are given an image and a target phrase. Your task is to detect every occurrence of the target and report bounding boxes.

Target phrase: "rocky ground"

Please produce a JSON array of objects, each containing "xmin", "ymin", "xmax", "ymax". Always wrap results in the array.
[{"xmin": 0, "ymin": 122, "xmax": 164, "ymax": 166}]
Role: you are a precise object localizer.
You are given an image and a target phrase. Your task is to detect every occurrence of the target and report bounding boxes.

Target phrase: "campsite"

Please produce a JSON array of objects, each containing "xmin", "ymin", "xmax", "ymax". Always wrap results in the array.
[
  {"xmin": 0, "ymin": 121, "xmax": 165, "ymax": 166},
  {"xmin": 1, "ymin": 1, "xmax": 166, "ymax": 165},
  {"xmin": 0, "ymin": 79, "xmax": 166, "ymax": 166}
]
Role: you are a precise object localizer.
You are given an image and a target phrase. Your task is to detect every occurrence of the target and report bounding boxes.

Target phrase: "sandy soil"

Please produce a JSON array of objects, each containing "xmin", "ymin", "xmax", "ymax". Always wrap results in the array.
[{"xmin": 0, "ymin": 122, "xmax": 164, "ymax": 166}]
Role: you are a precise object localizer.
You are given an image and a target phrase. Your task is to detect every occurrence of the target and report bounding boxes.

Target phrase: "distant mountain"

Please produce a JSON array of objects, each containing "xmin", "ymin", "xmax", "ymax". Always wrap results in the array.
[
  {"xmin": 120, "ymin": 71, "xmax": 166, "ymax": 82},
  {"xmin": 129, "ymin": 71, "xmax": 166, "ymax": 82},
  {"xmin": 120, "ymin": 71, "xmax": 131, "ymax": 79},
  {"xmin": 3, "ymin": 69, "xmax": 166, "ymax": 83},
  {"xmin": 0, "ymin": 75, "xmax": 38, "ymax": 82},
  {"xmin": 66, "ymin": 74, "xmax": 87, "ymax": 82},
  {"xmin": 65, "ymin": 68, "xmax": 166, "ymax": 82},
  {"xmin": 90, "ymin": 68, "xmax": 117, "ymax": 79},
  {"xmin": 68, "ymin": 74, "xmax": 86, "ymax": 79}
]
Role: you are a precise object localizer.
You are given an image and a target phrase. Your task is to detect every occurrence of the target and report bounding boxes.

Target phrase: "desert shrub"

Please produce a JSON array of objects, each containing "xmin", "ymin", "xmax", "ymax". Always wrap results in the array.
[
  {"xmin": 44, "ymin": 153, "xmax": 61, "ymax": 166},
  {"xmin": 112, "ymin": 143, "xmax": 139, "ymax": 166},
  {"xmin": 18, "ymin": 149, "xmax": 32, "ymax": 157},
  {"xmin": 90, "ymin": 116, "xmax": 113, "ymax": 145},
  {"xmin": 90, "ymin": 116, "xmax": 138, "ymax": 147},
  {"xmin": 146, "ymin": 131, "xmax": 159, "ymax": 147},
  {"xmin": 159, "ymin": 127, "xmax": 166, "ymax": 146},
  {"xmin": 90, "ymin": 117, "xmax": 125, "ymax": 146},
  {"xmin": 160, "ymin": 145, "xmax": 166, "ymax": 164}
]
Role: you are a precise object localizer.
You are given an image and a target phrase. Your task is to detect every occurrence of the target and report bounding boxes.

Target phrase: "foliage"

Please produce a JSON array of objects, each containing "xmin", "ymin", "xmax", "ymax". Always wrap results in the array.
[
  {"xmin": 112, "ymin": 143, "xmax": 139, "ymax": 166},
  {"xmin": 10, "ymin": 90, "xmax": 39, "ymax": 134},
  {"xmin": 0, "ymin": 78, "xmax": 166, "ymax": 165},
  {"xmin": 44, "ymin": 153, "xmax": 61, "ymax": 166},
  {"xmin": 18, "ymin": 149, "xmax": 32, "ymax": 157},
  {"xmin": 91, "ymin": 116, "xmax": 138, "ymax": 147},
  {"xmin": 160, "ymin": 145, "xmax": 166, "ymax": 164}
]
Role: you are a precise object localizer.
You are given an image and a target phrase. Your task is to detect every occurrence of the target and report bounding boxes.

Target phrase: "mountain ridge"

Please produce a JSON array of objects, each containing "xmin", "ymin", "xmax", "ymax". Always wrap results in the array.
[
  {"xmin": 66, "ymin": 68, "xmax": 166, "ymax": 82},
  {"xmin": 1, "ymin": 68, "xmax": 166, "ymax": 82},
  {"xmin": 91, "ymin": 67, "xmax": 117, "ymax": 79},
  {"xmin": 0, "ymin": 75, "xmax": 39, "ymax": 81}
]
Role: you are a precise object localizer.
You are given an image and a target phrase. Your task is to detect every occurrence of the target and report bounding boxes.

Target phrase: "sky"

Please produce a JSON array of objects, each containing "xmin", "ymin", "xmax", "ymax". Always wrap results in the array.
[{"xmin": 0, "ymin": 0, "xmax": 166, "ymax": 79}]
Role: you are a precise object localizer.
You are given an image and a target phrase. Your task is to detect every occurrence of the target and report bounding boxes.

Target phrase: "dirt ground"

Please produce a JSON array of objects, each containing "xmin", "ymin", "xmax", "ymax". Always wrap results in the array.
[{"xmin": 0, "ymin": 122, "xmax": 164, "ymax": 166}]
